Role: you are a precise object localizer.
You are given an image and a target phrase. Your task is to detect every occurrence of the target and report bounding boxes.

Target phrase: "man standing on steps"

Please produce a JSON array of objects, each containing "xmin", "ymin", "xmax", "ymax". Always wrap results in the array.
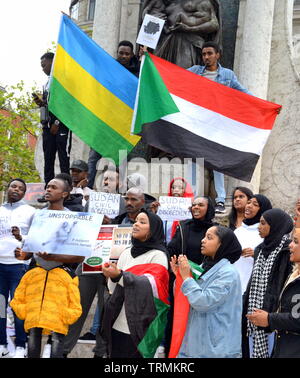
[
  {"xmin": 188, "ymin": 41, "xmax": 252, "ymax": 214},
  {"xmin": 33, "ymin": 52, "xmax": 72, "ymax": 193}
]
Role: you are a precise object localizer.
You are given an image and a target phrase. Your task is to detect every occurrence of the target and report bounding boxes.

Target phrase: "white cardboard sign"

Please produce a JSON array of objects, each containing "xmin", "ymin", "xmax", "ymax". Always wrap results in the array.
[
  {"xmin": 23, "ymin": 210, "xmax": 103, "ymax": 257},
  {"xmin": 88, "ymin": 191, "xmax": 120, "ymax": 218},
  {"xmin": 157, "ymin": 196, "xmax": 192, "ymax": 222},
  {"xmin": 136, "ymin": 14, "xmax": 165, "ymax": 49}
]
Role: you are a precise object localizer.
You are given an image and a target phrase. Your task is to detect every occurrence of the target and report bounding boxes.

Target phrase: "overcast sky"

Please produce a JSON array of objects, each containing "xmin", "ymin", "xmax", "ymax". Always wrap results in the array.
[{"xmin": 0, "ymin": 0, "xmax": 70, "ymax": 91}]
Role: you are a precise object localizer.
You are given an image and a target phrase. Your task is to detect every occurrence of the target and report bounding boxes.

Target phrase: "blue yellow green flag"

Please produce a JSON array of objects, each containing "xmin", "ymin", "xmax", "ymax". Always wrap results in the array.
[{"xmin": 48, "ymin": 14, "xmax": 140, "ymax": 163}]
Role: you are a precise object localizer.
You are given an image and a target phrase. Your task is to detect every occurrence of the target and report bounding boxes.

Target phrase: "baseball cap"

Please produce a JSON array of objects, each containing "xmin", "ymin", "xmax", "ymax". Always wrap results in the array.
[{"xmin": 70, "ymin": 160, "xmax": 88, "ymax": 172}]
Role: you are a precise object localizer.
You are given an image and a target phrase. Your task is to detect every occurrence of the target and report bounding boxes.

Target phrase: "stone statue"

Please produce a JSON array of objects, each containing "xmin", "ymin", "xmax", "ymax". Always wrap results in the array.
[
  {"xmin": 141, "ymin": 0, "xmax": 168, "ymax": 20},
  {"xmin": 141, "ymin": 0, "xmax": 221, "ymax": 68}
]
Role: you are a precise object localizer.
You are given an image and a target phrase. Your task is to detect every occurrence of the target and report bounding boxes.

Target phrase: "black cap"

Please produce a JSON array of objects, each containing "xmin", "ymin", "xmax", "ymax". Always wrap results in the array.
[
  {"xmin": 70, "ymin": 160, "xmax": 88, "ymax": 172},
  {"xmin": 144, "ymin": 193, "xmax": 157, "ymax": 204}
]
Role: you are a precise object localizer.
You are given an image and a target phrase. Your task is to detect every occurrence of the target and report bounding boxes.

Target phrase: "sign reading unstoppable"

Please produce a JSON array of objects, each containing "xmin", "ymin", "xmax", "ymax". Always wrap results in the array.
[{"xmin": 23, "ymin": 211, "xmax": 104, "ymax": 257}]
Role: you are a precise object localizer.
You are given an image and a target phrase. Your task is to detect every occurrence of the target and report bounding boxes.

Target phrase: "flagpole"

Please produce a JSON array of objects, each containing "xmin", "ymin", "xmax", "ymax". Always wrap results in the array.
[{"xmin": 130, "ymin": 53, "xmax": 146, "ymax": 135}]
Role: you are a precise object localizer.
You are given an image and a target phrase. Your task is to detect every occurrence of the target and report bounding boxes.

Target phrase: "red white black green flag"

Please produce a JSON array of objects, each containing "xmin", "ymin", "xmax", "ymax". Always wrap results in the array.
[{"xmin": 132, "ymin": 53, "xmax": 281, "ymax": 182}]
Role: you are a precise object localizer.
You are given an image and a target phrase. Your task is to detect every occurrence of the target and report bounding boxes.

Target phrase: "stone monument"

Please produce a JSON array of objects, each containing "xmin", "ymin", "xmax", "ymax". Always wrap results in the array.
[
  {"xmin": 34, "ymin": 0, "xmax": 300, "ymax": 213},
  {"xmin": 232, "ymin": 0, "xmax": 300, "ymax": 213},
  {"xmin": 141, "ymin": 0, "xmax": 221, "ymax": 68},
  {"xmin": 259, "ymin": 0, "xmax": 300, "ymax": 213}
]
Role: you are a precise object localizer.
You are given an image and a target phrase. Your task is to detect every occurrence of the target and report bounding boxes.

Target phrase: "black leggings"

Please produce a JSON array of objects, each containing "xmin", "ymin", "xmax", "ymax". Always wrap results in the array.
[{"xmin": 28, "ymin": 328, "xmax": 65, "ymax": 358}]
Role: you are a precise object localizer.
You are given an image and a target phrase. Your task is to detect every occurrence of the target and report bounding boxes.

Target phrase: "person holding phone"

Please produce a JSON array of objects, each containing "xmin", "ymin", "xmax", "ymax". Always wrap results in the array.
[{"xmin": 33, "ymin": 52, "xmax": 72, "ymax": 195}]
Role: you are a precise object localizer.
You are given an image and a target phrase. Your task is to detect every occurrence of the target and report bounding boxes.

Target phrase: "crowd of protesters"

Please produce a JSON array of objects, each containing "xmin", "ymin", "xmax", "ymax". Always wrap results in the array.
[
  {"xmin": 1, "ymin": 169, "xmax": 300, "ymax": 359},
  {"xmin": 1, "ymin": 39, "xmax": 300, "ymax": 359}
]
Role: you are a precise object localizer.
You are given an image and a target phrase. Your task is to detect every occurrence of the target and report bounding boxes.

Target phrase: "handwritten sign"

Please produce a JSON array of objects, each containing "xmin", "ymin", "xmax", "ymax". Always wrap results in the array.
[
  {"xmin": 0, "ymin": 215, "xmax": 11, "ymax": 241},
  {"xmin": 110, "ymin": 227, "xmax": 133, "ymax": 262},
  {"xmin": 23, "ymin": 210, "xmax": 103, "ymax": 257},
  {"xmin": 89, "ymin": 192, "xmax": 120, "ymax": 218},
  {"xmin": 157, "ymin": 196, "xmax": 192, "ymax": 222},
  {"xmin": 136, "ymin": 14, "xmax": 165, "ymax": 49}
]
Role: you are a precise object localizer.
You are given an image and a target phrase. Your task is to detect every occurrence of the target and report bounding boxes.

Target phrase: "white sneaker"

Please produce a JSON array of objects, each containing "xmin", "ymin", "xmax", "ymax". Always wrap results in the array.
[
  {"xmin": 157, "ymin": 346, "xmax": 165, "ymax": 358},
  {"xmin": 154, "ymin": 346, "xmax": 165, "ymax": 358},
  {"xmin": 42, "ymin": 343, "xmax": 51, "ymax": 358},
  {"xmin": 0, "ymin": 345, "xmax": 10, "ymax": 358},
  {"xmin": 13, "ymin": 346, "xmax": 27, "ymax": 358}
]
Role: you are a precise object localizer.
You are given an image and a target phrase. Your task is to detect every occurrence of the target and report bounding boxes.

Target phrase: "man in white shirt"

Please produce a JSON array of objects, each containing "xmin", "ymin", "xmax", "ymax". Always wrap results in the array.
[{"xmin": 0, "ymin": 179, "xmax": 36, "ymax": 358}]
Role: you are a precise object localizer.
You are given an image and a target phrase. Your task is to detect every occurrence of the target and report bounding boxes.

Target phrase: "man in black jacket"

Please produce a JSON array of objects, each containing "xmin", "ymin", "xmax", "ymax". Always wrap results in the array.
[
  {"xmin": 117, "ymin": 40, "xmax": 140, "ymax": 77},
  {"xmin": 33, "ymin": 52, "xmax": 71, "ymax": 188}
]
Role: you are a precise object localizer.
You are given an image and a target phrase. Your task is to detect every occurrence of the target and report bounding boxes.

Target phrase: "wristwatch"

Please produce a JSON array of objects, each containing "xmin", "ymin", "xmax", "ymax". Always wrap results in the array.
[{"xmin": 54, "ymin": 120, "xmax": 60, "ymax": 126}]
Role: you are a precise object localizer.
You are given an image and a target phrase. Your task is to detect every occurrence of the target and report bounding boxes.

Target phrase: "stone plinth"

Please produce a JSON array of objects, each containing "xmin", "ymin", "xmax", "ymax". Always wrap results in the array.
[
  {"xmin": 260, "ymin": 0, "xmax": 300, "ymax": 212},
  {"xmin": 228, "ymin": 0, "xmax": 275, "ymax": 198},
  {"xmin": 34, "ymin": 134, "xmax": 90, "ymax": 183}
]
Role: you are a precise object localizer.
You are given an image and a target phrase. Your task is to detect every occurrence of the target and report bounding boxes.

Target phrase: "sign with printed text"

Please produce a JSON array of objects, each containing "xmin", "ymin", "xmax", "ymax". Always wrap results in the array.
[
  {"xmin": 88, "ymin": 192, "xmax": 120, "ymax": 218},
  {"xmin": 82, "ymin": 225, "xmax": 116, "ymax": 274},
  {"xmin": 136, "ymin": 14, "xmax": 165, "ymax": 49},
  {"xmin": 157, "ymin": 196, "xmax": 192, "ymax": 222},
  {"xmin": 23, "ymin": 210, "xmax": 103, "ymax": 257}
]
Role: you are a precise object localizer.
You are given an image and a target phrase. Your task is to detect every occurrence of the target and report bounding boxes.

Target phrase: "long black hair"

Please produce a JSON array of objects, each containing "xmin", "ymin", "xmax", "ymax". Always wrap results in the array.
[{"xmin": 228, "ymin": 186, "xmax": 253, "ymax": 230}]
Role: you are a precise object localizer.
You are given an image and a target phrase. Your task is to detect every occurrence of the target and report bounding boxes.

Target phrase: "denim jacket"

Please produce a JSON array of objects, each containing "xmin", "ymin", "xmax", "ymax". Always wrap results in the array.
[
  {"xmin": 188, "ymin": 63, "xmax": 252, "ymax": 95},
  {"xmin": 177, "ymin": 258, "xmax": 242, "ymax": 358}
]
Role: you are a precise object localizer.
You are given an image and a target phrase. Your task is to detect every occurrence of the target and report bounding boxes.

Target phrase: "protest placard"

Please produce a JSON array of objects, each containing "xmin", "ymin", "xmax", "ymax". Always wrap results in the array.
[
  {"xmin": 157, "ymin": 196, "xmax": 192, "ymax": 221},
  {"xmin": 136, "ymin": 14, "xmax": 165, "ymax": 49},
  {"xmin": 82, "ymin": 225, "xmax": 116, "ymax": 273},
  {"xmin": 88, "ymin": 191, "xmax": 120, "ymax": 218},
  {"xmin": 109, "ymin": 227, "xmax": 133, "ymax": 263},
  {"xmin": 0, "ymin": 214, "xmax": 11, "ymax": 241},
  {"xmin": 23, "ymin": 210, "xmax": 103, "ymax": 257},
  {"xmin": 0, "ymin": 214, "xmax": 19, "ymax": 257}
]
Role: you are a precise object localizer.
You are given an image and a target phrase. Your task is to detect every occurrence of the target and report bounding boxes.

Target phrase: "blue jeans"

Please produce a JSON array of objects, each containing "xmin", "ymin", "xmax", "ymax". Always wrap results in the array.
[
  {"xmin": 213, "ymin": 171, "xmax": 226, "ymax": 203},
  {"xmin": 28, "ymin": 328, "xmax": 65, "ymax": 358},
  {"xmin": 90, "ymin": 303, "xmax": 100, "ymax": 335},
  {"xmin": 0, "ymin": 263, "xmax": 28, "ymax": 347}
]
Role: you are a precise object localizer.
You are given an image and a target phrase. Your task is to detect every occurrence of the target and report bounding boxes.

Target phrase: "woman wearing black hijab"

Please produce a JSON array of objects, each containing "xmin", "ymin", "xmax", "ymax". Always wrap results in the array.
[
  {"xmin": 242, "ymin": 208, "xmax": 294, "ymax": 358},
  {"xmin": 169, "ymin": 226, "xmax": 243, "ymax": 358},
  {"xmin": 234, "ymin": 194, "xmax": 272, "ymax": 293},
  {"xmin": 167, "ymin": 196, "xmax": 216, "ymax": 265},
  {"xmin": 164, "ymin": 196, "xmax": 216, "ymax": 355},
  {"xmin": 102, "ymin": 210, "xmax": 169, "ymax": 358}
]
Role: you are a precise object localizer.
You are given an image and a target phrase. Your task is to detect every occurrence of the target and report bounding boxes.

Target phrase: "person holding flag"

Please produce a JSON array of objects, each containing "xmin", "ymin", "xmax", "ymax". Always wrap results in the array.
[
  {"xmin": 169, "ymin": 225, "xmax": 242, "ymax": 358},
  {"xmin": 188, "ymin": 41, "xmax": 252, "ymax": 213},
  {"xmin": 132, "ymin": 42, "xmax": 281, "ymax": 188},
  {"xmin": 101, "ymin": 209, "xmax": 169, "ymax": 358}
]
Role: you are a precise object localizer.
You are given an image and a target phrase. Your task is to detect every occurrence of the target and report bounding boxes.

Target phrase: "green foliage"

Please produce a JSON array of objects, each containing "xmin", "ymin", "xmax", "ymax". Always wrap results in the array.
[{"xmin": 0, "ymin": 82, "xmax": 41, "ymax": 191}]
